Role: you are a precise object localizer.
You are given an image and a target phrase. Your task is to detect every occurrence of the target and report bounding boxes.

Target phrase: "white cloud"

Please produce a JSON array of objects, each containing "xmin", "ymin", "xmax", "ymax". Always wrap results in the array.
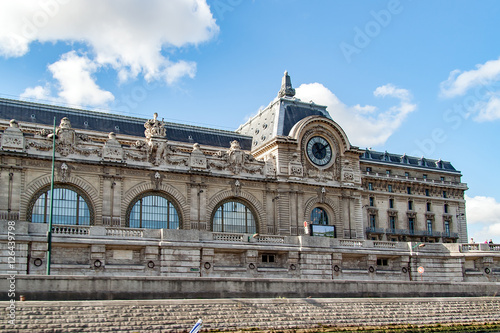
[
  {"xmin": 466, "ymin": 194, "xmax": 500, "ymax": 243},
  {"xmin": 21, "ymin": 51, "xmax": 114, "ymax": 108},
  {"xmin": 0, "ymin": 0, "xmax": 218, "ymax": 106},
  {"xmin": 440, "ymin": 58, "xmax": 500, "ymax": 98},
  {"xmin": 440, "ymin": 57, "xmax": 500, "ymax": 122},
  {"xmin": 295, "ymin": 83, "xmax": 416, "ymax": 147},
  {"xmin": 472, "ymin": 94, "xmax": 500, "ymax": 122}
]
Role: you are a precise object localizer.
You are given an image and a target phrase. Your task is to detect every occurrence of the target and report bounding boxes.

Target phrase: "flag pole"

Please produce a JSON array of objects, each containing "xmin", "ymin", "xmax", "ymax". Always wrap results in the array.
[{"xmin": 46, "ymin": 117, "xmax": 57, "ymax": 275}]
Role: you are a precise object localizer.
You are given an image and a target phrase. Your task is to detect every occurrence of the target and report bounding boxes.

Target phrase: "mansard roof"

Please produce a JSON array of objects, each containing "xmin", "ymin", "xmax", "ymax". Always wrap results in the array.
[
  {"xmin": 0, "ymin": 98, "xmax": 252, "ymax": 150},
  {"xmin": 236, "ymin": 71, "xmax": 332, "ymax": 149},
  {"xmin": 361, "ymin": 149, "xmax": 460, "ymax": 173}
]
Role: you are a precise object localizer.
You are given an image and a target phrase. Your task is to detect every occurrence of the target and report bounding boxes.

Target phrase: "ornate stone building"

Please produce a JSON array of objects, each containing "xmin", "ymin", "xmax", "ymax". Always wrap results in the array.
[{"xmin": 0, "ymin": 73, "xmax": 497, "ymax": 283}]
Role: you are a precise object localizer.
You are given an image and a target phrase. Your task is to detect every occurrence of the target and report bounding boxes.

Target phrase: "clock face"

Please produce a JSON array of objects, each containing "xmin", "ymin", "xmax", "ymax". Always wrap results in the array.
[{"xmin": 307, "ymin": 136, "xmax": 333, "ymax": 166}]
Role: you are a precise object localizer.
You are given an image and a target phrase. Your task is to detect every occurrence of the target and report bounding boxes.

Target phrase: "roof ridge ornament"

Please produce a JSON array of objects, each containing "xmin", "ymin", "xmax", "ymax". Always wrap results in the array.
[{"xmin": 278, "ymin": 70, "xmax": 296, "ymax": 98}]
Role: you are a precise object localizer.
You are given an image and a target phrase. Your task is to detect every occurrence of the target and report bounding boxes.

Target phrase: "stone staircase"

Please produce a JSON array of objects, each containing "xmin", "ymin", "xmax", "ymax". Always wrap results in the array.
[{"xmin": 1, "ymin": 297, "xmax": 500, "ymax": 332}]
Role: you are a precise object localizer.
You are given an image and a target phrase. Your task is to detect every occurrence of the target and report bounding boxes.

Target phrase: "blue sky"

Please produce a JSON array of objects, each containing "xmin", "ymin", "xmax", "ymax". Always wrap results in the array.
[{"xmin": 1, "ymin": 0, "xmax": 500, "ymax": 242}]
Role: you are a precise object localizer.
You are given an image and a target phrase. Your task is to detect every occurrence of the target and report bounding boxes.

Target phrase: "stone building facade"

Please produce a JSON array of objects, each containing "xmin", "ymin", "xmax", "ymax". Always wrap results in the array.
[{"xmin": 0, "ymin": 73, "xmax": 498, "ymax": 283}]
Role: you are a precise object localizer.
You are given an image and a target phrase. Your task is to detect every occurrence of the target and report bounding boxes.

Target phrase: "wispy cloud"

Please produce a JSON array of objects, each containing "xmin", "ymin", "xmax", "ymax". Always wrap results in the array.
[
  {"xmin": 295, "ymin": 83, "xmax": 416, "ymax": 147},
  {"xmin": 440, "ymin": 57, "xmax": 500, "ymax": 122}
]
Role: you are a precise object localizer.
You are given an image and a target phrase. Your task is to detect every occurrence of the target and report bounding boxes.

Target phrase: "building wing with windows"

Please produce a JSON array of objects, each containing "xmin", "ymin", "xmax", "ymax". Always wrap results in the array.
[{"xmin": 1, "ymin": 72, "xmax": 495, "ymax": 284}]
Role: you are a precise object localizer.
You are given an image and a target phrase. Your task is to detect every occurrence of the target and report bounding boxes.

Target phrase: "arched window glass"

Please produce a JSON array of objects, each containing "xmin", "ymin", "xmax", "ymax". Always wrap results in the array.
[
  {"xmin": 212, "ymin": 200, "xmax": 257, "ymax": 234},
  {"xmin": 311, "ymin": 207, "xmax": 328, "ymax": 225},
  {"xmin": 128, "ymin": 193, "xmax": 180, "ymax": 229},
  {"xmin": 30, "ymin": 186, "xmax": 92, "ymax": 225}
]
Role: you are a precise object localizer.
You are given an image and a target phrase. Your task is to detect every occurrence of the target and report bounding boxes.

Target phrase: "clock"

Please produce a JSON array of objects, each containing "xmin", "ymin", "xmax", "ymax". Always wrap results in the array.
[{"xmin": 306, "ymin": 136, "xmax": 333, "ymax": 166}]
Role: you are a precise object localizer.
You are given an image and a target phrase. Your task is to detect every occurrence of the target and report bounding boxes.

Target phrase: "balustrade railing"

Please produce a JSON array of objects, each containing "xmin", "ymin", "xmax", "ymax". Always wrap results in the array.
[
  {"xmin": 461, "ymin": 244, "xmax": 480, "ymax": 252},
  {"xmin": 373, "ymin": 241, "xmax": 397, "ymax": 248},
  {"xmin": 489, "ymin": 244, "xmax": 500, "ymax": 251},
  {"xmin": 212, "ymin": 233, "xmax": 244, "ymax": 242},
  {"xmin": 52, "ymin": 225, "xmax": 90, "ymax": 235},
  {"xmin": 339, "ymin": 239, "xmax": 364, "ymax": 247},
  {"xmin": 106, "ymin": 228, "xmax": 143, "ymax": 238},
  {"xmin": 256, "ymin": 235, "xmax": 285, "ymax": 244}
]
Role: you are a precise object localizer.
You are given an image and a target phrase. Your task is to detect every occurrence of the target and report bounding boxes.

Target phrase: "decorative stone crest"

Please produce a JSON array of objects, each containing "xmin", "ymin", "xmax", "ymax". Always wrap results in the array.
[
  {"xmin": 152, "ymin": 171, "xmax": 163, "ymax": 189},
  {"xmin": 56, "ymin": 117, "xmax": 76, "ymax": 154},
  {"xmin": 58, "ymin": 162, "xmax": 70, "ymax": 182},
  {"xmin": 102, "ymin": 132, "xmax": 124, "ymax": 162},
  {"xmin": 190, "ymin": 143, "xmax": 207, "ymax": 170},
  {"xmin": 27, "ymin": 117, "xmax": 100, "ymax": 157},
  {"xmin": 1, "ymin": 119, "xmax": 25, "ymax": 152},
  {"xmin": 209, "ymin": 140, "xmax": 264, "ymax": 175},
  {"xmin": 319, "ymin": 187, "xmax": 326, "ymax": 203},
  {"xmin": 232, "ymin": 180, "xmax": 242, "ymax": 196}
]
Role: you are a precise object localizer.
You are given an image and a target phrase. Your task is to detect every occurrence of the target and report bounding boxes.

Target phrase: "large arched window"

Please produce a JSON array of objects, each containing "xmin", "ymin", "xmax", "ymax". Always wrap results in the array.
[
  {"xmin": 127, "ymin": 192, "xmax": 181, "ymax": 229},
  {"xmin": 28, "ymin": 185, "xmax": 93, "ymax": 225},
  {"xmin": 212, "ymin": 200, "xmax": 257, "ymax": 234},
  {"xmin": 311, "ymin": 207, "xmax": 328, "ymax": 225}
]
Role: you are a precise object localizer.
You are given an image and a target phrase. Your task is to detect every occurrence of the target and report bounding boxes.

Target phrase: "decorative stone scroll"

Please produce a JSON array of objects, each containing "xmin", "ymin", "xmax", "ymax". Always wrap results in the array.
[
  {"xmin": 1, "ymin": 119, "xmax": 25, "ymax": 152},
  {"xmin": 288, "ymin": 153, "xmax": 303, "ymax": 177},
  {"xmin": 209, "ymin": 140, "xmax": 264, "ymax": 175},
  {"xmin": 265, "ymin": 155, "xmax": 277, "ymax": 178}
]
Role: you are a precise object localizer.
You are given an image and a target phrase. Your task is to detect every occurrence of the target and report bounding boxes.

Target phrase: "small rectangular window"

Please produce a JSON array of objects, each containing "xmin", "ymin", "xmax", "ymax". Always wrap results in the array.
[
  {"xmin": 405, "ymin": 172, "xmax": 409, "ymax": 177},
  {"xmin": 377, "ymin": 258, "xmax": 388, "ymax": 266},
  {"xmin": 262, "ymin": 254, "xmax": 275, "ymax": 263},
  {"xmin": 366, "ymin": 167, "xmax": 372, "ymax": 172},
  {"xmin": 425, "ymin": 189, "xmax": 430, "ymax": 196},
  {"xmin": 408, "ymin": 201, "xmax": 413, "ymax": 210},
  {"xmin": 444, "ymin": 204, "xmax": 449, "ymax": 214},
  {"xmin": 369, "ymin": 197, "xmax": 374, "ymax": 206},
  {"xmin": 440, "ymin": 176, "xmax": 445, "ymax": 181},
  {"xmin": 443, "ymin": 191, "xmax": 447, "ymax": 198},
  {"xmin": 427, "ymin": 202, "xmax": 431, "ymax": 211},
  {"xmin": 388, "ymin": 185, "xmax": 393, "ymax": 193},
  {"xmin": 368, "ymin": 183, "xmax": 373, "ymax": 190},
  {"xmin": 389, "ymin": 198, "xmax": 394, "ymax": 209},
  {"xmin": 386, "ymin": 170, "xmax": 391, "ymax": 175},
  {"xmin": 407, "ymin": 187, "xmax": 411, "ymax": 194}
]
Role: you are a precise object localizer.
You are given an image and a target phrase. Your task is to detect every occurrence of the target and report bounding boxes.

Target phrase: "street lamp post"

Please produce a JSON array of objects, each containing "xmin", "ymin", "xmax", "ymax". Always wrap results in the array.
[
  {"xmin": 46, "ymin": 117, "xmax": 57, "ymax": 275},
  {"xmin": 408, "ymin": 242, "xmax": 425, "ymax": 281}
]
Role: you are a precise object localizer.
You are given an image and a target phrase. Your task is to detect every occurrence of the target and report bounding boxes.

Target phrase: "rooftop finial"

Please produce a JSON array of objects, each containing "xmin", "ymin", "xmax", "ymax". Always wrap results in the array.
[{"xmin": 278, "ymin": 70, "xmax": 295, "ymax": 98}]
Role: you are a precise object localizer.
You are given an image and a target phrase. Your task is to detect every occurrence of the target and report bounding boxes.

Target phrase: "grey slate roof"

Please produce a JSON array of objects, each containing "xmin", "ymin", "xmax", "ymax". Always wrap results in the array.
[
  {"xmin": 0, "ymin": 98, "xmax": 252, "ymax": 150},
  {"xmin": 237, "ymin": 72, "xmax": 332, "ymax": 148},
  {"xmin": 360, "ymin": 149, "xmax": 459, "ymax": 173}
]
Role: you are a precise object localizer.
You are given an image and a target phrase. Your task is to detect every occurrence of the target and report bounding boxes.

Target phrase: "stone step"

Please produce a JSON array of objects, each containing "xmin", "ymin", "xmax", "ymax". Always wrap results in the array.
[{"xmin": 2, "ymin": 297, "xmax": 499, "ymax": 332}]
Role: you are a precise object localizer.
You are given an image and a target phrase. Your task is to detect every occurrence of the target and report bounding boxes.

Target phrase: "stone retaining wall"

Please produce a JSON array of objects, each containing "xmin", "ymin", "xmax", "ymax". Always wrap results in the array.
[
  {"xmin": 1, "ymin": 275, "xmax": 499, "ymax": 301},
  {"xmin": 1, "ymin": 297, "xmax": 499, "ymax": 332}
]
